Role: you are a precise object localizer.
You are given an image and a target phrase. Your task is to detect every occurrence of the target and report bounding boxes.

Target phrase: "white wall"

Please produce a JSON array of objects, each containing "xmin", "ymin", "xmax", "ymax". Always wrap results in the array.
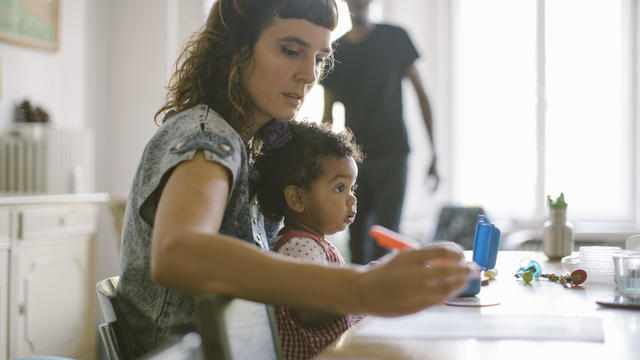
[
  {"xmin": 91, "ymin": 0, "xmax": 203, "ymax": 200},
  {"xmin": 88, "ymin": 0, "xmax": 205, "ymax": 280},
  {"xmin": 1, "ymin": 0, "xmax": 206, "ymax": 285},
  {"xmin": 0, "ymin": 0, "xmax": 88, "ymax": 129},
  {"xmin": 0, "ymin": 0, "xmax": 204, "ymax": 195},
  {"xmin": 95, "ymin": 1, "xmax": 165, "ymax": 198}
]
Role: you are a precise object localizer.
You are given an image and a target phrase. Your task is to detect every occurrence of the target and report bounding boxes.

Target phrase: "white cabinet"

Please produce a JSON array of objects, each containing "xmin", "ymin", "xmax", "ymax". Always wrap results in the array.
[
  {"xmin": 11, "ymin": 236, "xmax": 93, "ymax": 358},
  {"xmin": 1, "ymin": 209, "xmax": 10, "ymax": 360},
  {"xmin": 0, "ymin": 246, "xmax": 8, "ymax": 360},
  {"xmin": 0, "ymin": 194, "xmax": 108, "ymax": 360}
]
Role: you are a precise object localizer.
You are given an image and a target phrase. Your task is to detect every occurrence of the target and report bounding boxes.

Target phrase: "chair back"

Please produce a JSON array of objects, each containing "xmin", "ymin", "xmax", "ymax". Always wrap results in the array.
[
  {"xmin": 140, "ymin": 332, "xmax": 204, "ymax": 360},
  {"xmin": 96, "ymin": 276, "xmax": 137, "ymax": 360},
  {"xmin": 196, "ymin": 294, "xmax": 283, "ymax": 360},
  {"xmin": 433, "ymin": 206, "xmax": 486, "ymax": 250}
]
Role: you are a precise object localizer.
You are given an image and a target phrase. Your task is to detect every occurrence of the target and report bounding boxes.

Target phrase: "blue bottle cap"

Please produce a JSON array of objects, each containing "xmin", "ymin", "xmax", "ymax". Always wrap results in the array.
[
  {"xmin": 472, "ymin": 215, "xmax": 500, "ymax": 271},
  {"xmin": 459, "ymin": 215, "xmax": 500, "ymax": 297}
]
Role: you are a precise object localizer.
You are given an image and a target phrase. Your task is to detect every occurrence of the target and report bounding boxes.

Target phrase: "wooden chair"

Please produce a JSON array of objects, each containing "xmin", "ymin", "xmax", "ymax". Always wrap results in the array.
[
  {"xmin": 97, "ymin": 277, "xmax": 282, "ymax": 360},
  {"xmin": 141, "ymin": 332, "xmax": 204, "ymax": 360},
  {"xmin": 196, "ymin": 294, "xmax": 283, "ymax": 360},
  {"xmin": 96, "ymin": 276, "xmax": 138, "ymax": 360},
  {"xmin": 433, "ymin": 206, "xmax": 486, "ymax": 250}
]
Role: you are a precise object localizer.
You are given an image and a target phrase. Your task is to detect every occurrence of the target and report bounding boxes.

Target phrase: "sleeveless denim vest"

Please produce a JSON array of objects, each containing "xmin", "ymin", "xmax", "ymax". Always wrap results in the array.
[{"xmin": 116, "ymin": 105, "xmax": 273, "ymax": 356}]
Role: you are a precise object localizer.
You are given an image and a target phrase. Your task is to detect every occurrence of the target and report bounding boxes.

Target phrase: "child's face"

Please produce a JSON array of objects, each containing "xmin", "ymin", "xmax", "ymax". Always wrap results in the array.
[{"xmin": 300, "ymin": 156, "xmax": 358, "ymax": 236}]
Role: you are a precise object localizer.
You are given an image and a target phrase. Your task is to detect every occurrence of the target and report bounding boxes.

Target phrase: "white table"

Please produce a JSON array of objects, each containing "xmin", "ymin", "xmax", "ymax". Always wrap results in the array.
[{"xmin": 317, "ymin": 251, "xmax": 640, "ymax": 360}]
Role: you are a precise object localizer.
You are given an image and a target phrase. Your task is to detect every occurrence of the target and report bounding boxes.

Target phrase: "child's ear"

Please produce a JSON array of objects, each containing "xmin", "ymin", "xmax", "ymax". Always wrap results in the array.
[{"xmin": 284, "ymin": 185, "xmax": 305, "ymax": 213}]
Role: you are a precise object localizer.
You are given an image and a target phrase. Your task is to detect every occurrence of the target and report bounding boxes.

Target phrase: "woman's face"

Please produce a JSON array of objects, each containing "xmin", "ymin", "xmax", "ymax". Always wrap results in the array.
[{"xmin": 240, "ymin": 17, "xmax": 332, "ymax": 133}]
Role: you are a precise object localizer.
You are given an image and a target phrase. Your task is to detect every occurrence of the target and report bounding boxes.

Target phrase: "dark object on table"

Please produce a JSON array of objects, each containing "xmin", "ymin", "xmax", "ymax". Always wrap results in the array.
[
  {"xmin": 433, "ymin": 206, "xmax": 486, "ymax": 250},
  {"xmin": 596, "ymin": 295, "xmax": 640, "ymax": 310},
  {"xmin": 15, "ymin": 99, "xmax": 50, "ymax": 123}
]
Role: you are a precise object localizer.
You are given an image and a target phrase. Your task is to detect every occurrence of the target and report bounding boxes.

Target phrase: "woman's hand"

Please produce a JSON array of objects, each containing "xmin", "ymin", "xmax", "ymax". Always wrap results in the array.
[{"xmin": 353, "ymin": 243, "xmax": 478, "ymax": 317}]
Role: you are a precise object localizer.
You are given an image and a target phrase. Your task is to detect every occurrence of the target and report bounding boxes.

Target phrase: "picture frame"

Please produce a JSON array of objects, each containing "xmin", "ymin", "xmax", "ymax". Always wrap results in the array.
[{"xmin": 0, "ymin": 0, "xmax": 59, "ymax": 51}]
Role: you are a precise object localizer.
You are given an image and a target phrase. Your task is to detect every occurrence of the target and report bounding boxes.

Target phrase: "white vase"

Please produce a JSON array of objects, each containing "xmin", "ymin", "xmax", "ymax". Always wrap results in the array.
[{"xmin": 543, "ymin": 207, "xmax": 574, "ymax": 260}]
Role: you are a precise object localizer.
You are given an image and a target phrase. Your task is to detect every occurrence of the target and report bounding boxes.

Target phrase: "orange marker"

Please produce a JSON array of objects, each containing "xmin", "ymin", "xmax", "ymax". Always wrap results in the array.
[{"xmin": 370, "ymin": 225, "xmax": 420, "ymax": 250}]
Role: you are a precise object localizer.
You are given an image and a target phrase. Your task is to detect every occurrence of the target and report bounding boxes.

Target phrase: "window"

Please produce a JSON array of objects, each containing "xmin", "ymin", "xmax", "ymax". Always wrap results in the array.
[{"xmin": 452, "ymin": 0, "xmax": 636, "ymax": 231}]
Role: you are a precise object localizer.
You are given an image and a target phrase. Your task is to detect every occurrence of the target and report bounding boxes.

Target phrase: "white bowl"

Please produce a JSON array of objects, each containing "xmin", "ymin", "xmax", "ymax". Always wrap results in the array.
[{"xmin": 561, "ymin": 254, "xmax": 580, "ymax": 272}]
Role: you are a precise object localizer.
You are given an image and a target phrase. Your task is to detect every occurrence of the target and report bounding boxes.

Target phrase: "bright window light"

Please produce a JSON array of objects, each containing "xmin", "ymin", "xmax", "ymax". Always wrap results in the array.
[
  {"xmin": 453, "ymin": 0, "xmax": 633, "ymax": 226},
  {"xmin": 453, "ymin": 0, "xmax": 537, "ymax": 219}
]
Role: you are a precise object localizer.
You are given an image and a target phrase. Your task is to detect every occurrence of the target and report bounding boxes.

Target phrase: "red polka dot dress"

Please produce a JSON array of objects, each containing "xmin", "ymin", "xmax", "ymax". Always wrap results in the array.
[{"xmin": 271, "ymin": 230, "xmax": 364, "ymax": 360}]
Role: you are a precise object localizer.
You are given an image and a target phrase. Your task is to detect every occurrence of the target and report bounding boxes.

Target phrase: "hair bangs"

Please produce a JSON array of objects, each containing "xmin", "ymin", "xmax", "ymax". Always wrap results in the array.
[{"xmin": 278, "ymin": 0, "xmax": 339, "ymax": 30}]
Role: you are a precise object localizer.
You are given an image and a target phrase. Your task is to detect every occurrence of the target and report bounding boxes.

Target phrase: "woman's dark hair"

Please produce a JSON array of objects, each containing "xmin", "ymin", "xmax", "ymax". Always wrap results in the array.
[
  {"xmin": 253, "ymin": 121, "xmax": 364, "ymax": 222},
  {"xmin": 155, "ymin": 0, "xmax": 339, "ymax": 140}
]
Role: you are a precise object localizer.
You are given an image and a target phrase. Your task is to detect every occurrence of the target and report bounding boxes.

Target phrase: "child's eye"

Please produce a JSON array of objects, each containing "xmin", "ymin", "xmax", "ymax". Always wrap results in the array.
[
  {"xmin": 281, "ymin": 46, "xmax": 299, "ymax": 57},
  {"xmin": 351, "ymin": 184, "xmax": 358, "ymax": 194},
  {"xmin": 315, "ymin": 56, "xmax": 327, "ymax": 65},
  {"xmin": 334, "ymin": 184, "xmax": 345, "ymax": 193}
]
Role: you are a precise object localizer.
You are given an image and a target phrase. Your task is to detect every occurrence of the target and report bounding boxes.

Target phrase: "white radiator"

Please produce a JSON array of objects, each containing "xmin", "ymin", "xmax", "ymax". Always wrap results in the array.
[{"xmin": 0, "ymin": 124, "xmax": 94, "ymax": 194}]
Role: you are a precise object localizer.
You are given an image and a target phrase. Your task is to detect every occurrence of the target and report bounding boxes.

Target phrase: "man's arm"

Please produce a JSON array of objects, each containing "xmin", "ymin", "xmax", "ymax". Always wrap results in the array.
[
  {"xmin": 322, "ymin": 88, "xmax": 336, "ymax": 126},
  {"xmin": 406, "ymin": 64, "xmax": 439, "ymax": 190}
]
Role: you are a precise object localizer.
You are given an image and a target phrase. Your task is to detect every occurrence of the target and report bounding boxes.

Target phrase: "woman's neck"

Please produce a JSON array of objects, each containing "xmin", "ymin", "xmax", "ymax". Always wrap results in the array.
[{"xmin": 248, "ymin": 118, "xmax": 271, "ymax": 139}]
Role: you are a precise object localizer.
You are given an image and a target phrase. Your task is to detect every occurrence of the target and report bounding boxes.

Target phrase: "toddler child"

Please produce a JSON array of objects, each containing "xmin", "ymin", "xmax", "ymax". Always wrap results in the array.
[{"xmin": 253, "ymin": 120, "xmax": 365, "ymax": 360}]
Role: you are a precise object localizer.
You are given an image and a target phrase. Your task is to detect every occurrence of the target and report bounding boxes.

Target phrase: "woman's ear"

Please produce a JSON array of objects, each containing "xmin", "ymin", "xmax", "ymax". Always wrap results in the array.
[{"xmin": 284, "ymin": 185, "xmax": 305, "ymax": 213}]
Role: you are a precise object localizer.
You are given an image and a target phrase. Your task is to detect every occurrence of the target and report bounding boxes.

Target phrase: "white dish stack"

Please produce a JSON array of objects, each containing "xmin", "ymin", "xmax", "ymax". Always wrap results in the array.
[{"xmin": 579, "ymin": 246, "xmax": 621, "ymax": 284}]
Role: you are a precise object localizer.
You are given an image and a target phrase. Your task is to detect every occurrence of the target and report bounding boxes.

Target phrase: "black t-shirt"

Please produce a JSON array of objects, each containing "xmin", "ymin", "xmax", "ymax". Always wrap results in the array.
[{"xmin": 322, "ymin": 24, "xmax": 419, "ymax": 159}]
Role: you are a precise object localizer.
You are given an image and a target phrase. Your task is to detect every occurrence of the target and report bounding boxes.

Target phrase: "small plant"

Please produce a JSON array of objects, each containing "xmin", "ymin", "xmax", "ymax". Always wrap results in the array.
[{"xmin": 547, "ymin": 193, "xmax": 567, "ymax": 209}]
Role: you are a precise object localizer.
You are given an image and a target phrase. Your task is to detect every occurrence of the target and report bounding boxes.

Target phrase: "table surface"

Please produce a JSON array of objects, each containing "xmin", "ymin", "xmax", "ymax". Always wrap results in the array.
[{"xmin": 316, "ymin": 251, "xmax": 640, "ymax": 360}]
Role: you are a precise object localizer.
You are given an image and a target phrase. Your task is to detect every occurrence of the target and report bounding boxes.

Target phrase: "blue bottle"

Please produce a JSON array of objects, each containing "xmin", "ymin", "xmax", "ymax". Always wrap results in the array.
[{"xmin": 459, "ymin": 215, "xmax": 500, "ymax": 297}]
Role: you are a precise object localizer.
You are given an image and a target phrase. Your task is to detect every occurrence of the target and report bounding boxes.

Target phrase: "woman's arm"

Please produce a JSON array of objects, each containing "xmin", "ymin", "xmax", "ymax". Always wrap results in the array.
[
  {"xmin": 150, "ymin": 151, "xmax": 358, "ymax": 310},
  {"xmin": 151, "ymin": 152, "xmax": 475, "ymax": 316}
]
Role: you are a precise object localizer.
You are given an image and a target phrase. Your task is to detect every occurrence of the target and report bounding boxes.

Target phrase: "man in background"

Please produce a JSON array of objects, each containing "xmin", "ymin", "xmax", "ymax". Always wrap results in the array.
[{"xmin": 322, "ymin": 0, "xmax": 438, "ymax": 264}]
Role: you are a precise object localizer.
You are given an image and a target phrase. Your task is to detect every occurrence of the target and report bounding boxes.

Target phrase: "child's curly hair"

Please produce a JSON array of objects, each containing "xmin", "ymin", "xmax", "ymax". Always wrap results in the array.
[{"xmin": 253, "ymin": 121, "xmax": 364, "ymax": 222}]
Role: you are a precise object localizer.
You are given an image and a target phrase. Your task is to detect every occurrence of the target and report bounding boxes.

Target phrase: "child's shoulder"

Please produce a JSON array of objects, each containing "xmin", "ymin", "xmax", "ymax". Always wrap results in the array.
[
  {"xmin": 272, "ymin": 230, "xmax": 329, "ymax": 262},
  {"xmin": 272, "ymin": 229, "xmax": 323, "ymax": 249}
]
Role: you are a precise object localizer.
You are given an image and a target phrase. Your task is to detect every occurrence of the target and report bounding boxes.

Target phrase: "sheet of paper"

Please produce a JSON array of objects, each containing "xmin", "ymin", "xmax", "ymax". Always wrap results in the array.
[{"xmin": 354, "ymin": 312, "xmax": 604, "ymax": 342}]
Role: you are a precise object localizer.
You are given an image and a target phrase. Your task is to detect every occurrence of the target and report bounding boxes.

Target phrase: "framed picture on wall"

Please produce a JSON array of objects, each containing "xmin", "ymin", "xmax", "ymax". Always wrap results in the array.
[{"xmin": 0, "ymin": 0, "xmax": 59, "ymax": 51}]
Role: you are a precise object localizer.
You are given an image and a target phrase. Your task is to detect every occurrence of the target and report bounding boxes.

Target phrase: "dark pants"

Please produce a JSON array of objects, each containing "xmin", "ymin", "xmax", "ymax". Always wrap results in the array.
[{"xmin": 349, "ymin": 156, "xmax": 408, "ymax": 264}]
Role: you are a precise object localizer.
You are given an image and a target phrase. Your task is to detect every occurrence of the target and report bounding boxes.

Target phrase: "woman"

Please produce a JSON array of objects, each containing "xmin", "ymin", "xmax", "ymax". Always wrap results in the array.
[{"xmin": 117, "ymin": 0, "xmax": 476, "ymax": 356}]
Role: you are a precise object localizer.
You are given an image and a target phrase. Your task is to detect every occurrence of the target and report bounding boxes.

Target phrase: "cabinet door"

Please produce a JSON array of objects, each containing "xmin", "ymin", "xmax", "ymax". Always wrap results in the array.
[
  {"xmin": 10, "ymin": 237, "xmax": 95, "ymax": 358},
  {"xmin": 0, "ymin": 209, "xmax": 10, "ymax": 241},
  {"xmin": 0, "ymin": 248, "xmax": 8, "ymax": 360},
  {"xmin": 0, "ymin": 211, "xmax": 9, "ymax": 360}
]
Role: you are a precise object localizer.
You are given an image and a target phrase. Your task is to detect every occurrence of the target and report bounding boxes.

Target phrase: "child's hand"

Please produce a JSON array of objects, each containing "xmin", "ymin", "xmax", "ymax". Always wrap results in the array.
[{"xmin": 353, "ymin": 243, "xmax": 475, "ymax": 317}]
